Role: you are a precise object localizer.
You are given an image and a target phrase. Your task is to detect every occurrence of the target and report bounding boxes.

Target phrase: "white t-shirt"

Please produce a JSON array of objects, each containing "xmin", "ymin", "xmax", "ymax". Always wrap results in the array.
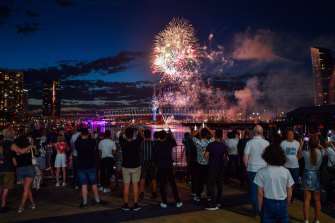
[
  {"xmin": 280, "ymin": 140, "xmax": 300, "ymax": 169},
  {"xmin": 254, "ymin": 166, "xmax": 294, "ymax": 200},
  {"xmin": 98, "ymin": 139, "xmax": 117, "ymax": 158},
  {"xmin": 225, "ymin": 138, "xmax": 239, "ymax": 155},
  {"xmin": 70, "ymin": 132, "xmax": 81, "ymax": 157},
  {"xmin": 326, "ymin": 146, "xmax": 335, "ymax": 167},
  {"xmin": 244, "ymin": 136, "xmax": 269, "ymax": 172}
]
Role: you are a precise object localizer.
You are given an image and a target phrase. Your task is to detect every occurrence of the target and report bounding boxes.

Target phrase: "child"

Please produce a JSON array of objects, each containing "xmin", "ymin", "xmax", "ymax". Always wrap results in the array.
[{"xmin": 254, "ymin": 144, "xmax": 294, "ymax": 223}]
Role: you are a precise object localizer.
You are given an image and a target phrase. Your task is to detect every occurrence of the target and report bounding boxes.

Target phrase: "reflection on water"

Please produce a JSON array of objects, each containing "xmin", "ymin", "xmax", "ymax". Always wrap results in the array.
[
  {"xmin": 97, "ymin": 123, "xmax": 190, "ymax": 168},
  {"xmin": 146, "ymin": 124, "xmax": 191, "ymax": 145},
  {"xmin": 94, "ymin": 123, "xmax": 190, "ymax": 145}
]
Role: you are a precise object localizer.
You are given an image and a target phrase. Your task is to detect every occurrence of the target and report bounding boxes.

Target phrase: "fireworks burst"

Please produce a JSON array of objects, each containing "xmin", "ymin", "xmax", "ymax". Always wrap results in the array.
[
  {"xmin": 151, "ymin": 18, "xmax": 232, "ymax": 115},
  {"xmin": 152, "ymin": 18, "xmax": 199, "ymax": 80}
]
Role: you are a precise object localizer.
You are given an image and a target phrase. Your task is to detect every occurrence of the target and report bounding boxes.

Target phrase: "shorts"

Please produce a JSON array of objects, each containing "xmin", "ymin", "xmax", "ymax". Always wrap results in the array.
[
  {"xmin": 16, "ymin": 165, "xmax": 36, "ymax": 180},
  {"xmin": 78, "ymin": 168, "xmax": 97, "ymax": 185},
  {"xmin": 0, "ymin": 172, "xmax": 16, "ymax": 189},
  {"xmin": 140, "ymin": 165, "xmax": 157, "ymax": 181},
  {"xmin": 37, "ymin": 156, "xmax": 46, "ymax": 170},
  {"xmin": 301, "ymin": 170, "xmax": 320, "ymax": 192},
  {"xmin": 122, "ymin": 166, "xmax": 141, "ymax": 184},
  {"xmin": 54, "ymin": 154, "xmax": 67, "ymax": 168}
]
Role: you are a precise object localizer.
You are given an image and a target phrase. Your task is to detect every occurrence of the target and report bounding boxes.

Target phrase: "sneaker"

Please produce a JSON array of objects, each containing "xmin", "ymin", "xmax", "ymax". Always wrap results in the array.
[
  {"xmin": 95, "ymin": 200, "xmax": 107, "ymax": 205},
  {"xmin": 176, "ymin": 202, "xmax": 183, "ymax": 208},
  {"xmin": 0, "ymin": 206, "xmax": 9, "ymax": 213},
  {"xmin": 139, "ymin": 192, "xmax": 144, "ymax": 200},
  {"xmin": 151, "ymin": 192, "xmax": 158, "ymax": 199},
  {"xmin": 205, "ymin": 203, "xmax": 218, "ymax": 211},
  {"xmin": 121, "ymin": 203, "xmax": 130, "ymax": 211},
  {"xmin": 62, "ymin": 182, "xmax": 66, "ymax": 187},
  {"xmin": 133, "ymin": 203, "xmax": 141, "ymax": 211},
  {"xmin": 103, "ymin": 188, "xmax": 111, "ymax": 193},
  {"xmin": 99, "ymin": 186, "xmax": 104, "ymax": 191},
  {"xmin": 17, "ymin": 207, "xmax": 24, "ymax": 213},
  {"xmin": 160, "ymin": 202, "xmax": 167, "ymax": 208},
  {"xmin": 29, "ymin": 204, "xmax": 36, "ymax": 209},
  {"xmin": 56, "ymin": 182, "xmax": 60, "ymax": 187},
  {"xmin": 79, "ymin": 203, "xmax": 88, "ymax": 209},
  {"xmin": 193, "ymin": 196, "xmax": 200, "ymax": 202}
]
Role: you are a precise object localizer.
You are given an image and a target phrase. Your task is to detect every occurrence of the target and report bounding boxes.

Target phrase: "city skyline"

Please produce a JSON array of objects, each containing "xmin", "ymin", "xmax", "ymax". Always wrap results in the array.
[{"xmin": 1, "ymin": 0, "xmax": 335, "ymax": 114}]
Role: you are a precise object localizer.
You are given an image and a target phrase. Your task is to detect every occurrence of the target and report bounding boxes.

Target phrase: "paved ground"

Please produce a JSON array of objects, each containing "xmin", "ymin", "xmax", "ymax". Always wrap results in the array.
[{"xmin": 1, "ymin": 179, "xmax": 334, "ymax": 223}]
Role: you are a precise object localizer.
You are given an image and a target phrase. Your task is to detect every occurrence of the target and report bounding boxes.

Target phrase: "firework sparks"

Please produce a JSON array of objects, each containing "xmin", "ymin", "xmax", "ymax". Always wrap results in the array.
[{"xmin": 152, "ymin": 18, "xmax": 199, "ymax": 79}]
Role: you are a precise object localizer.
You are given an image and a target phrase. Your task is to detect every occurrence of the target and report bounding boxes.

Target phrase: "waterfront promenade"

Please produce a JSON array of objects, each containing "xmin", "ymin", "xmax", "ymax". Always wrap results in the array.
[{"xmin": 1, "ymin": 179, "xmax": 334, "ymax": 223}]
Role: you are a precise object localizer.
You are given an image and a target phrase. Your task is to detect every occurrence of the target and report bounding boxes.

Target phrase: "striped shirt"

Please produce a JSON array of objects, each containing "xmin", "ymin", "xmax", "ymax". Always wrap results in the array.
[{"xmin": 140, "ymin": 140, "xmax": 155, "ymax": 167}]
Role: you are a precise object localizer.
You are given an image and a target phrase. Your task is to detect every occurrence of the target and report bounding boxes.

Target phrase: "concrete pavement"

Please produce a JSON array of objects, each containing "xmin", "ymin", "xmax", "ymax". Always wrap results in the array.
[{"xmin": 1, "ymin": 179, "xmax": 334, "ymax": 223}]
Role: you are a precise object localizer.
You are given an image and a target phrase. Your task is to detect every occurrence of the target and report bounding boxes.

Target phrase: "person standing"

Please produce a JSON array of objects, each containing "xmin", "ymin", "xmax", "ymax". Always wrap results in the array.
[
  {"xmin": 204, "ymin": 129, "xmax": 228, "ymax": 210},
  {"xmin": 254, "ymin": 144, "xmax": 294, "ymax": 223},
  {"xmin": 155, "ymin": 130, "xmax": 183, "ymax": 208},
  {"xmin": 75, "ymin": 128, "xmax": 104, "ymax": 208},
  {"xmin": 0, "ymin": 129, "xmax": 16, "ymax": 213},
  {"xmin": 192, "ymin": 126, "xmax": 214, "ymax": 201},
  {"xmin": 70, "ymin": 127, "xmax": 81, "ymax": 189},
  {"xmin": 139, "ymin": 129, "xmax": 157, "ymax": 199},
  {"xmin": 280, "ymin": 130, "xmax": 303, "ymax": 202},
  {"xmin": 298, "ymin": 136, "xmax": 324, "ymax": 223},
  {"xmin": 119, "ymin": 125, "xmax": 143, "ymax": 211},
  {"xmin": 11, "ymin": 129, "xmax": 37, "ymax": 213},
  {"xmin": 243, "ymin": 125, "xmax": 269, "ymax": 217},
  {"xmin": 53, "ymin": 134, "xmax": 69, "ymax": 187},
  {"xmin": 237, "ymin": 130, "xmax": 250, "ymax": 186},
  {"xmin": 225, "ymin": 131, "xmax": 240, "ymax": 183},
  {"xmin": 98, "ymin": 130, "xmax": 116, "ymax": 193}
]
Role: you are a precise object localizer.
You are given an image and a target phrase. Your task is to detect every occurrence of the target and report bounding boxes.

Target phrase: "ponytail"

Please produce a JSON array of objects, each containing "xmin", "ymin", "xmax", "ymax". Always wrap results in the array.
[
  {"xmin": 308, "ymin": 136, "xmax": 318, "ymax": 166},
  {"xmin": 310, "ymin": 147, "xmax": 317, "ymax": 166}
]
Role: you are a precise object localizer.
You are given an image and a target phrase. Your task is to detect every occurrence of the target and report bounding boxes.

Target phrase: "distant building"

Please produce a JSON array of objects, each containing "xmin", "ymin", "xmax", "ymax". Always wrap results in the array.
[
  {"xmin": 0, "ymin": 70, "xmax": 24, "ymax": 114},
  {"xmin": 23, "ymin": 89, "xmax": 29, "ymax": 112},
  {"xmin": 311, "ymin": 47, "xmax": 335, "ymax": 105},
  {"xmin": 42, "ymin": 80, "xmax": 60, "ymax": 117}
]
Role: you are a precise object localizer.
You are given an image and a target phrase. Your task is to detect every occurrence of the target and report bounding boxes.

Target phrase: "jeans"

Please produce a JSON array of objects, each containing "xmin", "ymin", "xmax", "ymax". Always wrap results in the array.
[
  {"xmin": 195, "ymin": 163, "xmax": 208, "ymax": 197},
  {"xmin": 248, "ymin": 171, "xmax": 259, "ymax": 216},
  {"xmin": 207, "ymin": 167, "xmax": 224, "ymax": 205},
  {"xmin": 287, "ymin": 168, "xmax": 299, "ymax": 198},
  {"xmin": 228, "ymin": 155, "xmax": 240, "ymax": 179},
  {"xmin": 261, "ymin": 198, "xmax": 289, "ymax": 223},
  {"xmin": 100, "ymin": 157, "xmax": 115, "ymax": 187},
  {"xmin": 157, "ymin": 167, "xmax": 180, "ymax": 203}
]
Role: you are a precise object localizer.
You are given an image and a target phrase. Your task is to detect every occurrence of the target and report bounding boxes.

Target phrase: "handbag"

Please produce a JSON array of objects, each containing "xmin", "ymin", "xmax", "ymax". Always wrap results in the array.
[{"xmin": 31, "ymin": 148, "xmax": 38, "ymax": 166}]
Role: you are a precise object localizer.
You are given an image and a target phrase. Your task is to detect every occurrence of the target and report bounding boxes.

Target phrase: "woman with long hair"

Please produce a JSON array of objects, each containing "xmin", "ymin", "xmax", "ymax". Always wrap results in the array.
[
  {"xmin": 11, "ymin": 129, "xmax": 38, "ymax": 213},
  {"xmin": 53, "ymin": 133, "xmax": 69, "ymax": 187},
  {"xmin": 298, "ymin": 136, "xmax": 325, "ymax": 223}
]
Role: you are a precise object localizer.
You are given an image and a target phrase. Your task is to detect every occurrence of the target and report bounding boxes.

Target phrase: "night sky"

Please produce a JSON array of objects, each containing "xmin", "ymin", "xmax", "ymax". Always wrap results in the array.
[{"xmin": 1, "ymin": 0, "xmax": 335, "ymax": 114}]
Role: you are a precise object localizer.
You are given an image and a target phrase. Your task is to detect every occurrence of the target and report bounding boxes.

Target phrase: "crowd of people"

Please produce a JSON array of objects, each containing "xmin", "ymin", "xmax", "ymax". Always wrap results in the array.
[{"xmin": 0, "ymin": 123, "xmax": 334, "ymax": 223}]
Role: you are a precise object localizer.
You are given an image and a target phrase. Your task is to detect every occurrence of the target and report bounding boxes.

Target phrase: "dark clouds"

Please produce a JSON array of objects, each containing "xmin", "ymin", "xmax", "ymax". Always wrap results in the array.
[
  {"xmin": 15, "ymin": 23, "xmax": 41, "ymax": 34},
  {"xmin": 25, "ymin": 10, "xmax": 40, "ymax": 17},
  {"xmin": 24, "ymin": 51, "xmax": 148, "ymax": 82},
  {"xmin": 53, "ymin": 0, "xmax": 76, "ymax": 8},
  {"xmin": 27, "ymin": 80, "xmax": 154, "ymax": 113},
  {"xmin": 0, "ymin": 5, "xmax": 12, "ymax": 25}
]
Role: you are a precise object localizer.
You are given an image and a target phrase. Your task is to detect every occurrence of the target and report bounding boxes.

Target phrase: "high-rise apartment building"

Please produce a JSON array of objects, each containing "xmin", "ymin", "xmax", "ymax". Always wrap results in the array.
[
  {"xmin": 42, "ymin": 80, "xmax": 60, "ymax": 117},
  {"xmin": 0, "ymin": 70, "xmax": 24, "ymax": 113},
  {"xmin": 311, "ymin": 47, "xmax": 334, "ymax": 105}
]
